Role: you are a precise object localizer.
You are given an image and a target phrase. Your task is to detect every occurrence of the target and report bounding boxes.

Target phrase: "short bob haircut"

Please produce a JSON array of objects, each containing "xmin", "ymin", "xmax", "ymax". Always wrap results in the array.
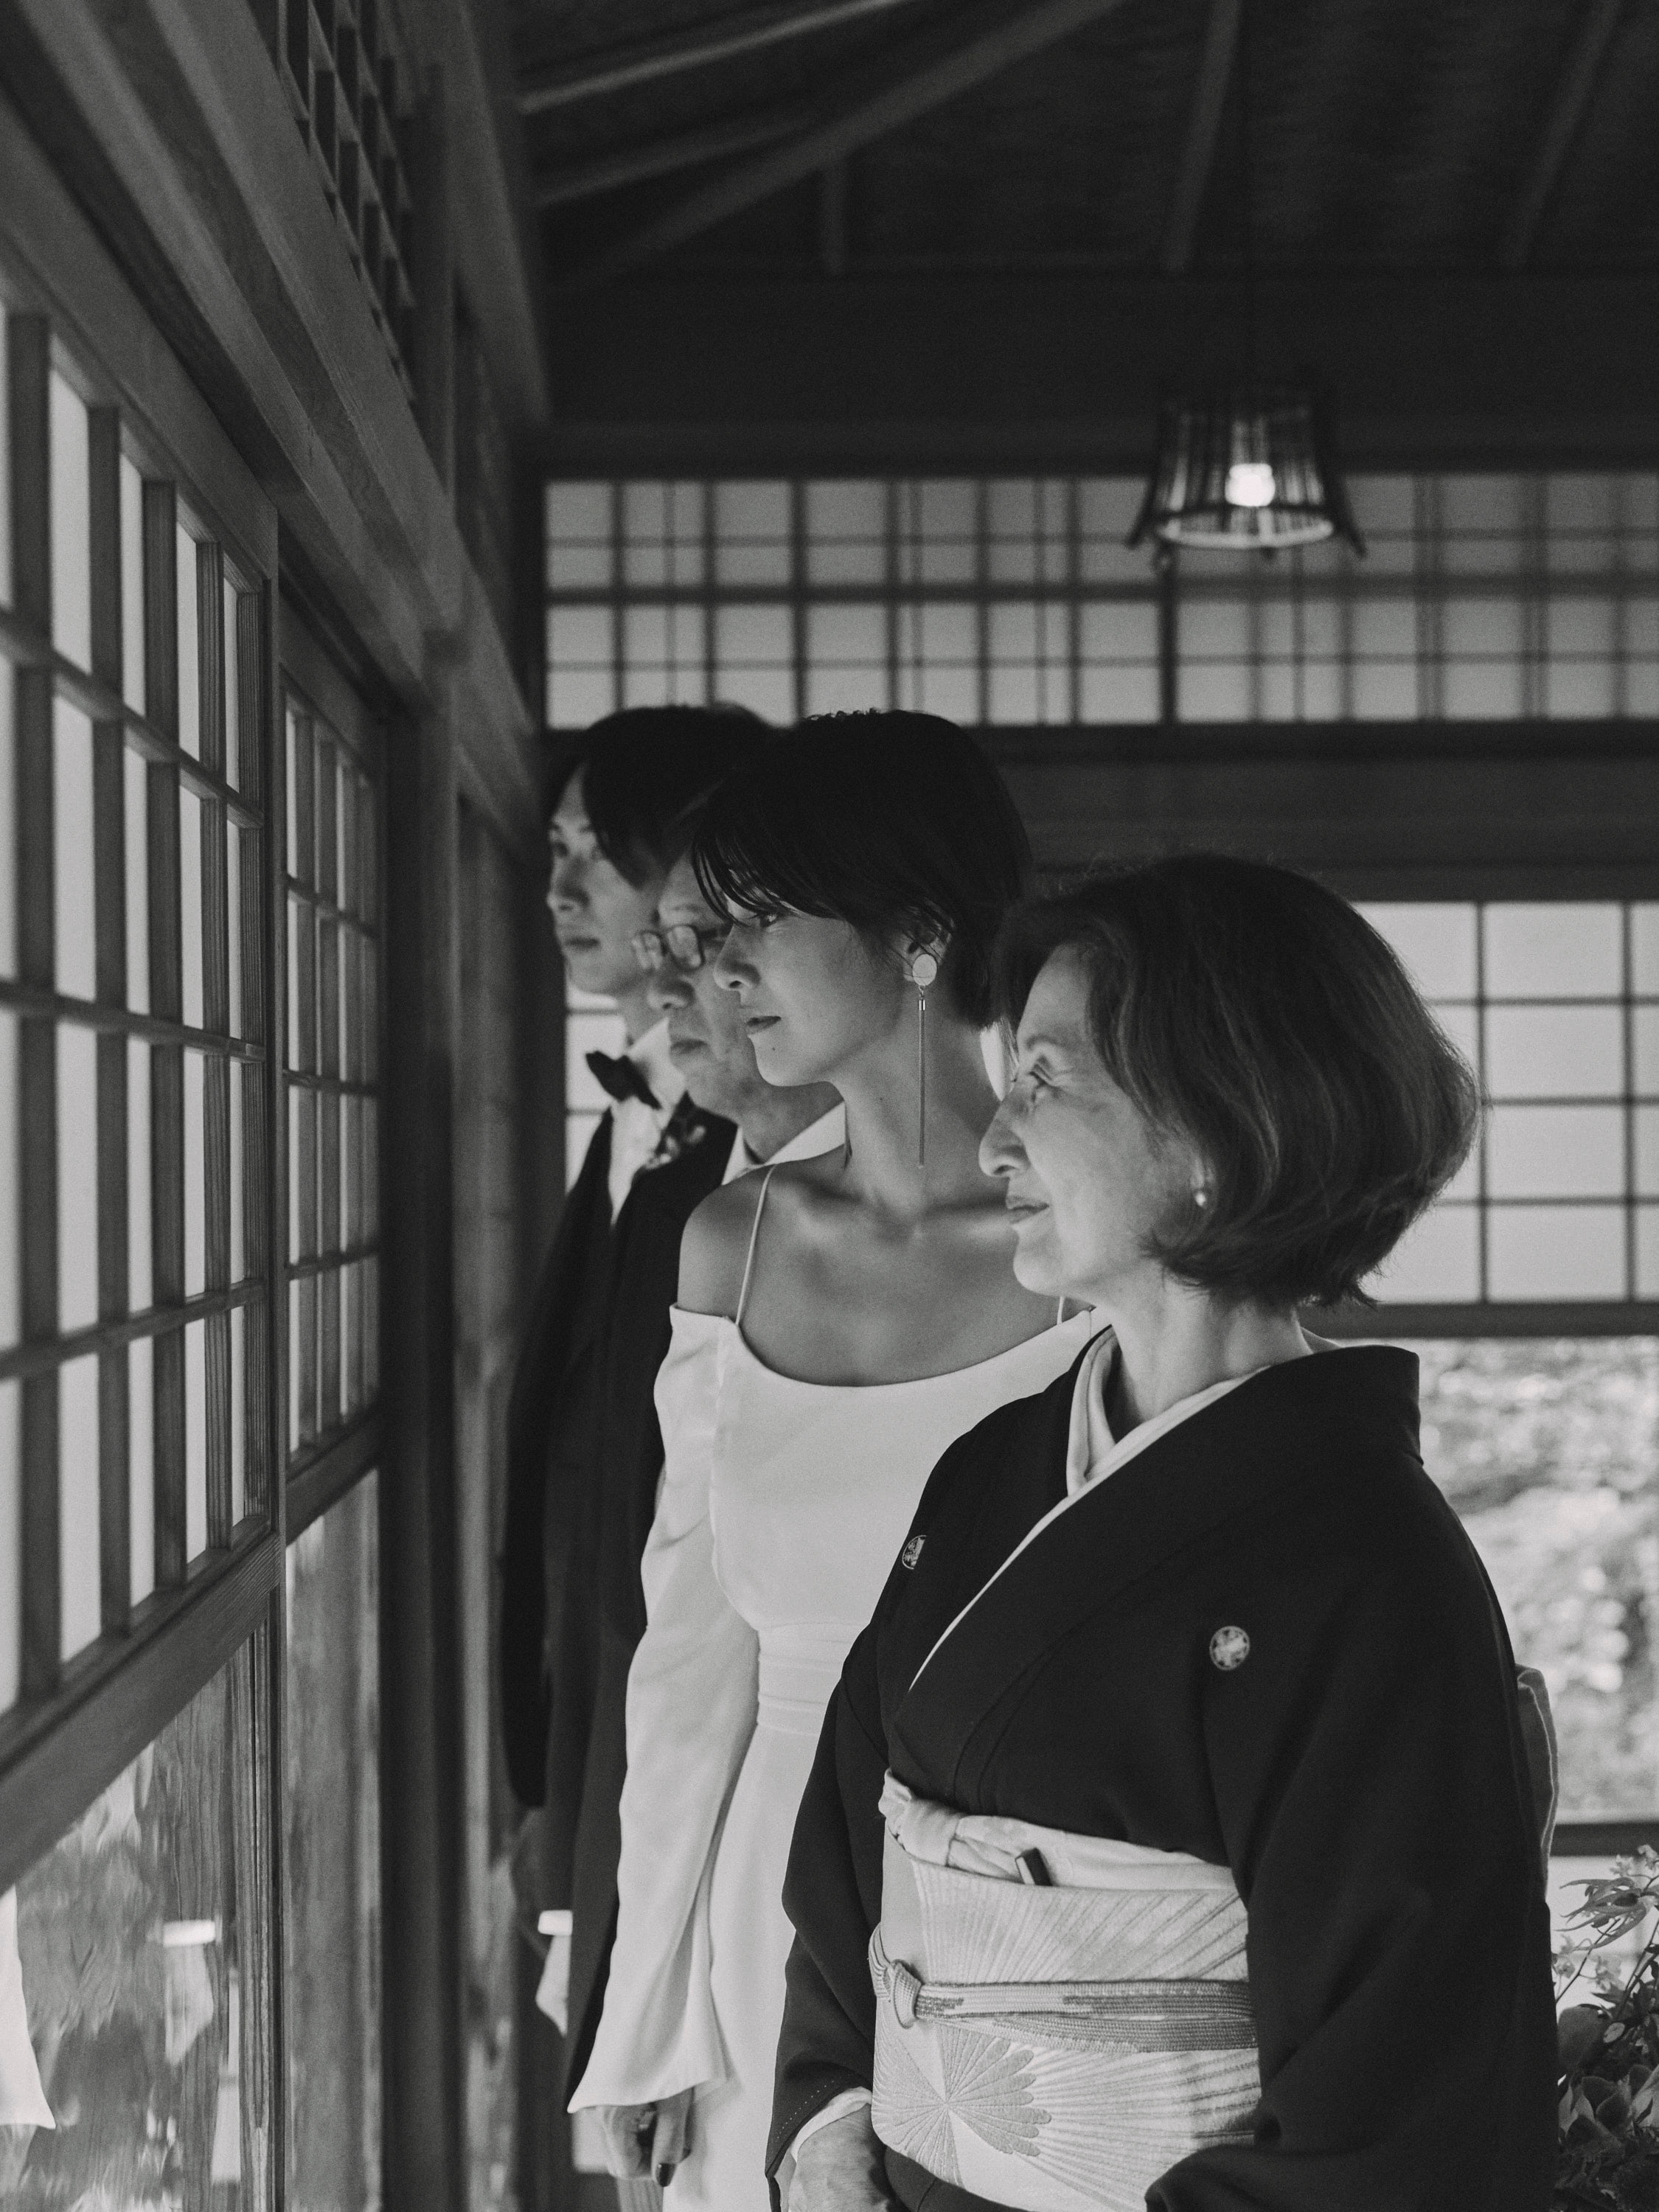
[
  {"xmin": 995, "ymin": 855, "xmax": 1480, "ymax": 1310},
  {"xmin": 549, "ymin": 703, "xmax": 767, "ymax": 884},
  {"xmin": 692, "ymin": 712, "xmax": 1031, "ymax": 1029}
]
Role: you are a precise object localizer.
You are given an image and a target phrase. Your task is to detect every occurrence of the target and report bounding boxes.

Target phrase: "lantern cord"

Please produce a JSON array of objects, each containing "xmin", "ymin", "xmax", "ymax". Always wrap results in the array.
[{"xmin": 1240, "ymin": 0, "xmax": 1258, "ymax": 392}]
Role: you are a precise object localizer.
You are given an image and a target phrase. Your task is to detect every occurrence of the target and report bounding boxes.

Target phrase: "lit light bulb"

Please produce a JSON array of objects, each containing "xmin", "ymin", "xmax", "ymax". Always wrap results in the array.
[{"xmin": 1225, "ymin": 460, "xmax": 1277, "ymax": 509}]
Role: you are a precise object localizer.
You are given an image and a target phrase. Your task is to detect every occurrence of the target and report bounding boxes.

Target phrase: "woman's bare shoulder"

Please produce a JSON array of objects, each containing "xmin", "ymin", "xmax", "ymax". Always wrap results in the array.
[{"xmin": 678, "ymin": 1174, "xmax": 769, "ymax": 1315}]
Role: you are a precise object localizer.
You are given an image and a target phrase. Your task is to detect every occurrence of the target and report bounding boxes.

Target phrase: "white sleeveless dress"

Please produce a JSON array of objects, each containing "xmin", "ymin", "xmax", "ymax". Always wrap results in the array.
[{"xmin": 571, "ymin": 1171, "xmax": 1097, "ymax": 2208}]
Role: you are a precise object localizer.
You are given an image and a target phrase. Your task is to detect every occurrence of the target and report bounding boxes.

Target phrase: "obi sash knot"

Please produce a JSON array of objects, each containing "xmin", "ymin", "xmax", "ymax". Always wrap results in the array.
[{"xmin": 869, "ymin": 1775, "xmax": 1261, "ymax": 2212}]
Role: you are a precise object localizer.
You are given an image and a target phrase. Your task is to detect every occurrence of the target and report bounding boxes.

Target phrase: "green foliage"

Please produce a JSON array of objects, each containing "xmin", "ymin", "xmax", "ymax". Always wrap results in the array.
[{"xmin": 1554, "ymin": 1848, "xmax": 1659, "ymax": 2209}]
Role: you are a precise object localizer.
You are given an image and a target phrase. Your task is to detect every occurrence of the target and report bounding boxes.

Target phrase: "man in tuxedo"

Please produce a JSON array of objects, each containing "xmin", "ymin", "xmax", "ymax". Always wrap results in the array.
[
  {"xmin": 499, "ymin": 706, "xmax": 767, "ymax": 1958},
  {"xmin": 551, "ymin": 844, "xmax": 843, "ymax": 2208}
]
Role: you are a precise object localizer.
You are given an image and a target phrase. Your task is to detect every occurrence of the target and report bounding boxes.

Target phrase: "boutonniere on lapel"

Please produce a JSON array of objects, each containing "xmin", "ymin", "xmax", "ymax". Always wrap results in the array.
[{"xmin": 641, "ymin": 1107, "xmax": 709, "ymax": 1175}]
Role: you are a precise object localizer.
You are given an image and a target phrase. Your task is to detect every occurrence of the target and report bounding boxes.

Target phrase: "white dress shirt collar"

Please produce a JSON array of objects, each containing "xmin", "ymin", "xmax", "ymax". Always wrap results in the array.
[
  {"xmin": 720, "ymin": 1102, "xmax": 846, "ymax": 1183},
  {"xmin": 605, "ymin": 1018, "xmax": 687, "ymax": 1220}
]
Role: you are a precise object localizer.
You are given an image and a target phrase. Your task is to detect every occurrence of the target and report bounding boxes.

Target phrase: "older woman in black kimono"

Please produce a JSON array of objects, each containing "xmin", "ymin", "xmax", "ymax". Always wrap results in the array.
[{"xmin": 770, "ymin": 856, "xmax": 1557, "ymax": 2212}]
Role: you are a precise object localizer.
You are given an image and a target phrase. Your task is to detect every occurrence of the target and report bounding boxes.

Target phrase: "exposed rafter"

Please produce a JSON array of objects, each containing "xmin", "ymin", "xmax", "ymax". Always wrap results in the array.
[
  {"xmin": 535, "ymin": 106, "xmax": 806, "ymax": 210},
  {"xmin": 1160, "ymin": 0, "xmax": 1240, "ymax": 275},
  {"xmin": 556, "ymin": 0, "xmax": 1135, "ymax": 289},
  {"xmin": 518, "ymin": 0, "xmax": 918, "ymax": 118},
  {"xmin": 1500, "ymin": 0, "xmax": 1622, "ymax": 268}
]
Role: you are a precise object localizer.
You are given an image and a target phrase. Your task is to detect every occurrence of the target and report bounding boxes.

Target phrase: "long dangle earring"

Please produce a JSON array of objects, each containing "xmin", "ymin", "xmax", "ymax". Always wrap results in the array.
[{"xmin": 909, "ymin": 952, "xmax": 938, "ymax": 1169}]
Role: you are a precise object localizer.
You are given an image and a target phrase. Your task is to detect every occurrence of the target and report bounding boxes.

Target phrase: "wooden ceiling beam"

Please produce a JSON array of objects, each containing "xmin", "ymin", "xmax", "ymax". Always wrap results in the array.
[
  {"xmin": 534, "ymin": 105, "xmax": 807, "ymax": 209},
  {"xmin": 518, "ymin": 0, "xmax": 918, "ymax": 117},
  {"xmin": 1499, "ymin": 0, "xmax": 1622, "ymax": 269},
  {"xmin": 557, "ymin": 0, "xmax": 1135, "ymax": 288},
  {"xmin": 1160, "ymin": 0, "xmax": 1240, "ymax": 275}
]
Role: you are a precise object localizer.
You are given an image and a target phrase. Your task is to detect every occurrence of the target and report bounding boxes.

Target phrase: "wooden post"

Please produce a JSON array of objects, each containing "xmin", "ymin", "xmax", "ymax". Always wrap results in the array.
[{"xmin": 380, "ymin": 679, "xmax": 466, "ymax": 2205}]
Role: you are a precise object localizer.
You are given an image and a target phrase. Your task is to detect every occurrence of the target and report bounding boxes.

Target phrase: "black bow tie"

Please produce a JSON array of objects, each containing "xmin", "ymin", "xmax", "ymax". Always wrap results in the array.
[{"xmin": 587, "ymin": 1050, "xmax": 659, "ymax": 1108}]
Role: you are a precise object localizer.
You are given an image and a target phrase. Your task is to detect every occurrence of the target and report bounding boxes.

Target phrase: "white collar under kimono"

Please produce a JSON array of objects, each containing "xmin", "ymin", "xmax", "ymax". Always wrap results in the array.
[{"xmin": 1064, "ymin": 1327, "xmax": 1269, "ymax": 1496}]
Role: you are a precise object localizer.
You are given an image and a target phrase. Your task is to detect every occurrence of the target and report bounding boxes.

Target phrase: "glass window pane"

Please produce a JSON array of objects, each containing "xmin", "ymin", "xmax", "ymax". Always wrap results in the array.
[
  {"xmin": 1368, "ymin": 1201, "xmax": 1480, "ymax": 1303},
  {"xmin": 1634, "ymin": 1103, "xmax": 1659, "ymax": 1199},
  {"xmin": 0, "ymin": 1378, "xmax": 18, "ymax": 1711},
  {"xmin": 186, "ymin": 1316, "xmax": 207, "ymax": 1559},
  {"xmin": 58, "ymin": 1351, "xmax": 99, "ymax": 1661},
  {"xmin": 1411, "ymin": 1340, "xmax": 1658, "ymax": 1815},
  {"xmin": 0, "ymin": 316, "xmax": 10, "ymax": 606},
  {"xmin": 712, "ymin": 602, "xmax": 793, "ymax": 721},
  {"xmin": 0, "ymin": 1010, "xmax": 14, "ymax": 1350},
  {"xmin": 1078, "ymin": 601, "xmax": 1157, "ymax": 664},
  {"xmin": 287, "ymin": 1273, "xmax": 301, "ymax": 1457},
  {"xmin": 49, "ymin": 369, "xmax": 91, "ymax": 672},
  {"xmin": 1181, "ymin": 598, "xmax": 1251, "ymax": 659},
  {"xmin": 57, "ymin": 1023, "xmax": 97, "ymax": 1334},
  {"xmin": 1484, "ymin": 1004, "xmax": 1623, "ymax": 1099},
  {"xmin": 713, "ymin": 481, "xmax": 789, "ymax": 585},
  {"xmin": 1077, "ymin": 664, "xmax": 1159, "ymax": 722},
  {"xmin": 230, "ymin": 1303, "xmax": 246, "ymax": 1523},
  {"xmin": 184, "ymin": 1051, "xmax": 208, "ymax": 1304},
  {"xmin": 1354, "ymin": 902, "xmax": 1478, "ymax": 1001},
  {"xmin": 119, "ymin": 453, "xmax": 144, "ymax": 712},
  {"xmin": 284, "ymin": 1472, "xmax": 382, "ymax": 2212},
  {"xmin": 1632, "ymin": 905, "xmax": 1659, "ymax": 996},
  {"xmin": 130, "ymin": 1331, "xmax": 154, "ymax": 1607},
  {"xmin": 128, "ymin": 1037, "xmax": 152, "ymax": 1313},
  {"xmin": 804, "ymin": 479, "xmax": 884, "ymax": 585},
  {"xmin": 1487, "ymin": 1205, "xmax": 1626, "ymax": 1299},
  {"xmin": 285, "ymin": 706, "xmax": 299, "ymax": 881},
  {"xmin": 1484, "ymin": 903, "xmax": 1622, "ymax": 1000},
  {"xmin": 1488, "ymin": 1104, "xmax": 1624, "ymax": 1199},
  {"xmin": 125, "ymin": 745, "xmax": 149, "ymax": 1014},
  {"xmin": 0, "ymin": 662, "xmax": 13, "ymax": 981},
  {"xmin": 1639, "ymin": 1206, "xmax": 1659, "ymax": 1297},
  {"xmin": 230, "ymin": 1058, "xmax": 245, "ymax": 1281},
  {"xmin": 546, "ymin": 665, "xmax": 614, "ymax": 730},
  {"xmin": 181, "ymin": 786, "xmax": 204, "ymax": 1030},
  {"xmin": 10, "ymin": 1658, "xmax": 251, "ymax": 2201},
  {"xmin": 1178, "ymin": 663, "xmax": 1251, "ymax": 722},
  {"xmin": 223, "ymin": 577, "xmax": 241, "ymax": 791},
  {"xmin": 546, "ymin": 480, "xmax": 611, "ymax": 543},
  {"xmin": 1442, "ymin": 658, "xmax": 1524, "ymax": 719},
  {"xmin": 177, "ymin": 523, "xmax": 201, "ymax": 759},
  {"xmin": 52, "ymin": 699, "xmax": 95, "ymax": 1002},
  {"xmin": 227, "ymin": 821, "xmax": 243, "ymax": 1039}
]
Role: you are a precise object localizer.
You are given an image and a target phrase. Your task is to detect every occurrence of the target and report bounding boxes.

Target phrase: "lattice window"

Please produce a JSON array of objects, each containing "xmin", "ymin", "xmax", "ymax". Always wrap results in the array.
[
  {"xmin": 282, "ymin": 687, "xmax": 380, "ymax": 1469},
  {"xmin": 1363, "ymin": 902, "xmax": 1659, "ymax": 1313},
  {"xmin": 546, "ymin": 473, "xmax": 1659, "ymax": 729},
  {"xmin": 0, "ymin": 309, "xmax": 271, "ymax": 1712},
  {"xmin": 252, "ymin": 0, "xmax": 420, "ymax": 397}
]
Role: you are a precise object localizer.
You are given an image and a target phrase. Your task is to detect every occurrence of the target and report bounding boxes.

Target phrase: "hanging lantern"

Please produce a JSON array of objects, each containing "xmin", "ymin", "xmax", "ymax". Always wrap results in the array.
[{"xmin": 1128, "ymin": 388, "xmax": 1366, "ymax": 555}]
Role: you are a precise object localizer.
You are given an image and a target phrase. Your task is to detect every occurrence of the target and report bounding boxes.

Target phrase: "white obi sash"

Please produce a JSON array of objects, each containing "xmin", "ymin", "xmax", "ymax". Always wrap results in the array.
[{"xmin": 869, "ymin": 1776, "xmax": 1258, "ymax": 2212}]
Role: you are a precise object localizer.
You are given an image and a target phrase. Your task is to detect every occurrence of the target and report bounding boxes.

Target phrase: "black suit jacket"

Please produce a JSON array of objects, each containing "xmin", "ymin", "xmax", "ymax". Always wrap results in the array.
[
  {"xmin": 498, "ymin": 1114, "xmax": 615, "ymax": 1809},
  {"xmin": 561, "ymin": 1113, "xmax": 737, "ymax": 2089}
]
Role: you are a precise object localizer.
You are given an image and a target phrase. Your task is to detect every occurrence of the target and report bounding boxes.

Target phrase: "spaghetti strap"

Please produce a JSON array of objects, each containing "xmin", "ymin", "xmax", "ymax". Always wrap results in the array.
[{"xmin": 735, "ymin": 1166, "xmax": 777, "ymax": 1329}]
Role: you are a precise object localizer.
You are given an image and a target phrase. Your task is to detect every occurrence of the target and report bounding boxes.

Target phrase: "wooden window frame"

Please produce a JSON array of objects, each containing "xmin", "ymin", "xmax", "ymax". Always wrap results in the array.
[{"xmin": 0, "ymin": 142, "xmax": 290, "ymax": 1899}]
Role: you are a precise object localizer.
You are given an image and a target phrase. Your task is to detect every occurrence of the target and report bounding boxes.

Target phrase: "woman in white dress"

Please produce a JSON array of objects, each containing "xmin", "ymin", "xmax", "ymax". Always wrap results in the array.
[{"xmin": 570, "ymin": 714, "xmax": 1098, "ymax": 2209}]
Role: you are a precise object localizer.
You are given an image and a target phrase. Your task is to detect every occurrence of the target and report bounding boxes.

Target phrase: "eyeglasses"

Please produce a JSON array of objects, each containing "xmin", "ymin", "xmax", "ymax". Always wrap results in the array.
[{"xmin": 631, "ymin": 921, "xmax": 731, "ymax": 974}]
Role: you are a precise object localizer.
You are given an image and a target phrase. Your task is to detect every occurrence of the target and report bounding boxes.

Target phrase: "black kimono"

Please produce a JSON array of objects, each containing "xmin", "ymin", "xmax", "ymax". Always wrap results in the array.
[{"xmin": 770, "ymin": 1343, "xmax": 1557, "ymax": 2212}]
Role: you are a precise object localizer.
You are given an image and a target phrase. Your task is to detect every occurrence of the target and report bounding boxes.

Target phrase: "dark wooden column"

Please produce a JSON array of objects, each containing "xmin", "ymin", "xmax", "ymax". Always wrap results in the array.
[{"xmin": 380, "ymin": 684, "xmax": 467, "ymax": 2205}]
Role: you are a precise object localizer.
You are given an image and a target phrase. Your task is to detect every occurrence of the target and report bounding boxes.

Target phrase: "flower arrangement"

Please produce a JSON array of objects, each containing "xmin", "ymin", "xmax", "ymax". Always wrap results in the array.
[{"xmin": 1555, "ymin": 1847, "xmax": 1659, "ymax": 2210}]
